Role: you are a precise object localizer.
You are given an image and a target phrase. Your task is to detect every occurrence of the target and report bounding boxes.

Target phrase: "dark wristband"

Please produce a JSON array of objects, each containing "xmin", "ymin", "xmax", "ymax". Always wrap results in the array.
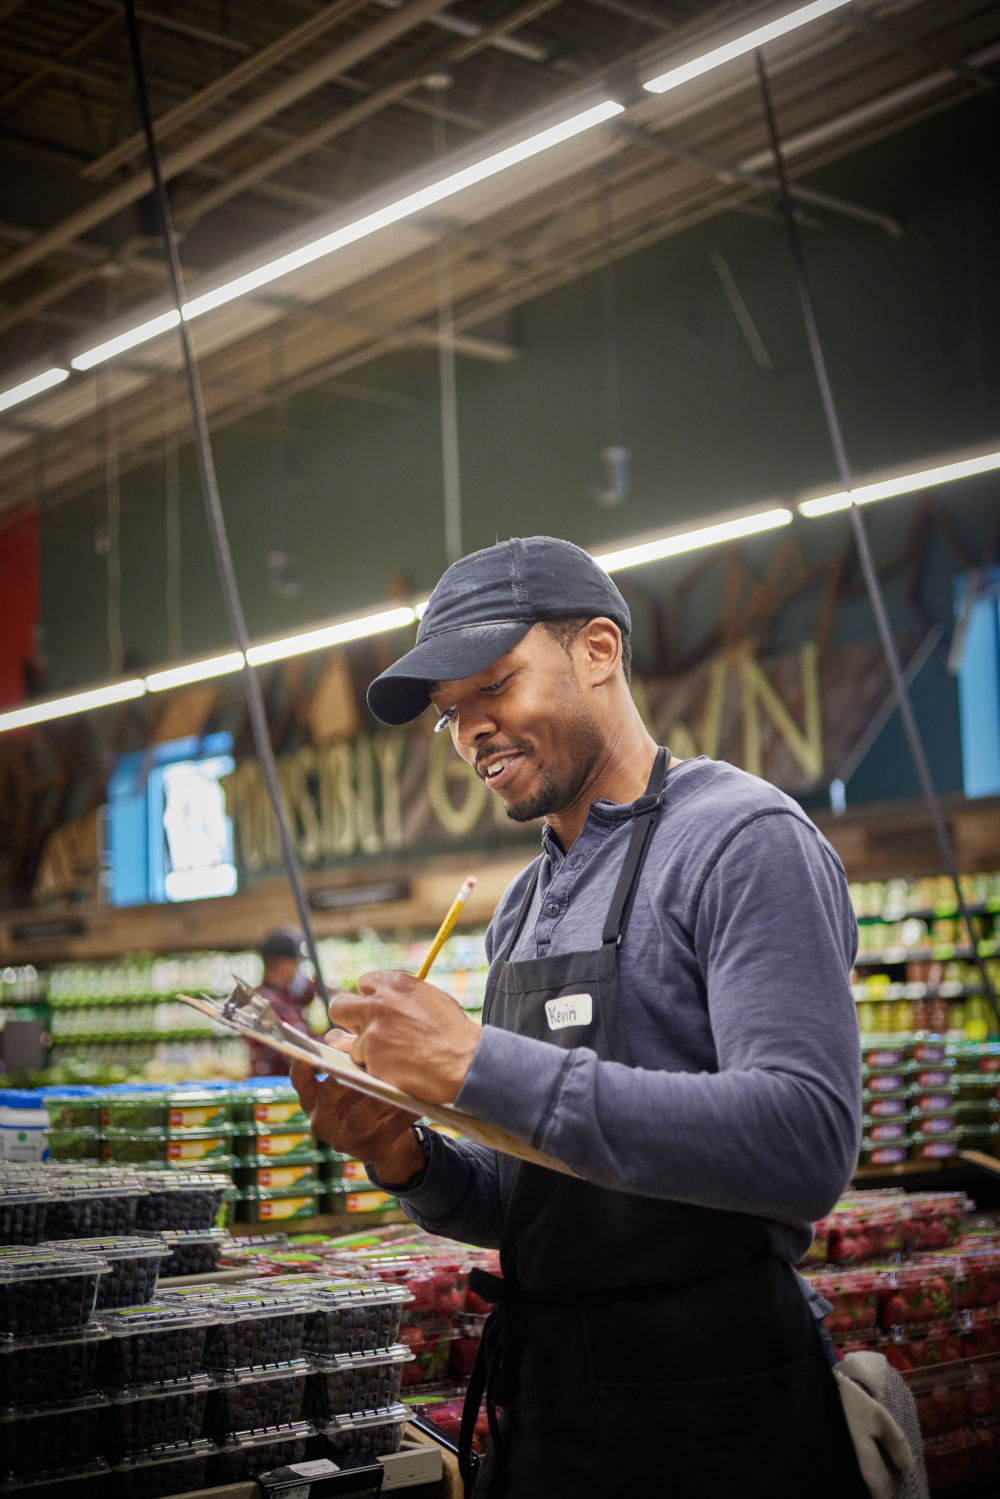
[{"xmin": 365, "ymin": 1124, "xmax": 430, "ymax": 1194}]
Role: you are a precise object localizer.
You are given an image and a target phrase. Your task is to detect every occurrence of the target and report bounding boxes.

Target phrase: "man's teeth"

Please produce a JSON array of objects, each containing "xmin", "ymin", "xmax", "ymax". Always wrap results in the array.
[{"xmin": 486, "ymin": 757, "xmax": 513, "ymax": 779}]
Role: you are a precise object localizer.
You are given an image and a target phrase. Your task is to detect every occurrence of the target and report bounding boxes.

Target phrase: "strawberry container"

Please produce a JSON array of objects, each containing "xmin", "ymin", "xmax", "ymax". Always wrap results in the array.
[
  {"xmin": 209, "ymin": 1422, "xmax": 313, "ymax": 1483},
  {"xmin": 305, "ymin": 1344, "xmax": 412, "ymax": 1417},
  {"xmin": 201, "ymin": 1293, "xmax": 307, "ymax": 1369},
  {"xmin": 0, "ymin": 1393, "xmax": 108, "ymax": 1474},
  {"xmin": 955, "ymin": 1250, "xmax": 1000, "ymax": 1312},
  {"xmin": 826, "ymin": 1206, "xmax": 904, "ymax": 1265},
  {"xmin": 811, "ymin": 1271, "xmax": 882, "ymax": 1332},
  {"xmin": 314, "ymin": 1402, "xmax": 407, "ymax": 1458},
  {"xmin": 923, "ymin": 1427, "xmax": 1000, "ymax": 1490},
  {"xmin": 880, "ymin": 1264, "xmax": 957, "ymax": 1327},
  {"xmin": 398, "ymin": 1321, "xmax": 460, "ymax": 1385},
  {"xmin": 907, "ymin": 1354, "xmax": 1000, "ymax": 1436},
  {"xmin": 209, "ymin": 1358, "xmax": 309, "ymax": 1431},
  {"xmin": 113, "ymin": 1439, "xmax": 214, "ymax": 1499},
  {"xmin": 829, "ymin": 1329, "xmax": 886, "ymax": 1361},
  {"xmin": 106, "ymin": 1374, "xmax": 213, "ymax": 1452},
  {"xmin": 903, "ymin": 1193, "xmax": 970, "ymax": 1252}
]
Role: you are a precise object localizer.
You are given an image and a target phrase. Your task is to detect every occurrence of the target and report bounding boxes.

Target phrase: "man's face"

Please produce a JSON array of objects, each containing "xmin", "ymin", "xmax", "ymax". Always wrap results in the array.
[
  {"xmin": 429, "ymin": 624, "xmax": 606, "ymax": 823},
  {"xmin": 265, "ymin": 955, "xmax": 299, "ymax": 990}
]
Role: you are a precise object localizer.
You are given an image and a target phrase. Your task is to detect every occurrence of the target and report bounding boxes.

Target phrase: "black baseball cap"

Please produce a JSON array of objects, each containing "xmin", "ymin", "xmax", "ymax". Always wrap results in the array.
[{"xmin": 367, "ymin": 536, "xmax": 631, "ymax": 726}]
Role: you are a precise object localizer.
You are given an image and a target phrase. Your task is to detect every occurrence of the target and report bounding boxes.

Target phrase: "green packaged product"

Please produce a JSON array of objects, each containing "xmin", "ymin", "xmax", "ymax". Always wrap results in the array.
[
  {"xmin": 102, "ymin": 1093, "xmax": 231, "ymax": 1132},
  {"xmin": 234, "ymin": 1129, "xmax": 317, "ymax": 1161},
  {"xmin": 323, "ymin": 1181, "xmax": 400, "ymax": 1217},
  {"xmin": 46, "ymin": 1128, "xmax": 102, "ymax": 1162},
  {"xmin": 230, "ymin": 1090, "xmax": 309, "ymax": 1130},
  {"xmin": 41, "ymin": 1096, "xmax": 101, "ymax": 1131},
  {"xmin": 234, "ymin": 1157, "xmax": 322, "ymax": 1191},
  {"xmin": 235, "ymin": 1186, "xmax": 321, "ymax": 1223},
  {"xmin": 102, "ymin": 1127, "xmax": 234, "ymax": 1164}
]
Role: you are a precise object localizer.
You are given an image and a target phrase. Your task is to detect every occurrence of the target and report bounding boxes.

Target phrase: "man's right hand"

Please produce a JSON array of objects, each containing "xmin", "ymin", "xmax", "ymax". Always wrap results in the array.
[{"xmin": 289, "ymin": 1030, "xmax": 425, "ymax": 1187}]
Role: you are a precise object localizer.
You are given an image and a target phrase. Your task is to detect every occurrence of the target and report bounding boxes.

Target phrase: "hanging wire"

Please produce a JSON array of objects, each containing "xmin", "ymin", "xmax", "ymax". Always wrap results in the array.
[
  {"xmin": 755, "ymin": 48, "xmax": 999, "ymax": 1028},
  {"xmin": 164, "ymin": 378, "xmax": 182, "ymax": 660},
  {"xmin": 430, "ymin": 83, "xmax": 463, "ymax": 565},
  {"xmin": 103, "ymin": 278, "xmax": 124, "ymax": 676},
  {"xmin": 593, "ymin": 178, "xmax": 629, "ymax": 507},
  {"xmin": 122, "ymin": 0, "xmax": 328, "ymax": 1003}
]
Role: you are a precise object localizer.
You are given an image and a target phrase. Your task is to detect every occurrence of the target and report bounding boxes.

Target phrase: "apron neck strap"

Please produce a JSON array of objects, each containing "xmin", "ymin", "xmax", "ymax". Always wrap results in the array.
[
  {"xmin": 499, "ymin": 856, "xmax": 544, "ymax": 963},
  {"xmin": 601, "ymin": 746, "xmax": 670, "ymax": 947}
]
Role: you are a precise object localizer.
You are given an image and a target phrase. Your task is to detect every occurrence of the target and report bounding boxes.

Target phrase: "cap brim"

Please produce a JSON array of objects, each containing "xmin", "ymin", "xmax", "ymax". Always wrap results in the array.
[{"xmin": 367, "ymin": 621, "xmax": 532, "ymax": 725}]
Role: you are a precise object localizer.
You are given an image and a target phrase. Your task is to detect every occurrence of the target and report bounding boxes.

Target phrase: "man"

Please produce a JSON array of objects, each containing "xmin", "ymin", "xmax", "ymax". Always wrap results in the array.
[
  {"xmin": 248, "ymin": 927, "xmax": 316, "ymax": 1077},
  {"xmin": 292, "ymin": 537, "xmax": 868, "ymax": 1498}
]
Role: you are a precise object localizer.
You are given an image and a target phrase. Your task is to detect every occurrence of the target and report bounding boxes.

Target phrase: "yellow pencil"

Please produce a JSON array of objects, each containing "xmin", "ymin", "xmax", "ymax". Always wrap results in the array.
[{"xmin": 417, "ymin": 875, "xmax": 477, "ymax": 980}]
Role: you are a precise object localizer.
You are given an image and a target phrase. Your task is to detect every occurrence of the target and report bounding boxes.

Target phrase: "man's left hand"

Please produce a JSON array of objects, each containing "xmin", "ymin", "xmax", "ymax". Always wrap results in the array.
[{"xmin": 328, "ymin": 970, "xmax": 482, "ymax": 1104}]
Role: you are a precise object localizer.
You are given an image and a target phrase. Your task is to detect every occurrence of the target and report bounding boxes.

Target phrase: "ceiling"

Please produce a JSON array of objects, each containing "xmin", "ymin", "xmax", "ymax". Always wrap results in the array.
[{"xmin": 0, "ymin": 0, "xmax": 997, "ymax": 517}]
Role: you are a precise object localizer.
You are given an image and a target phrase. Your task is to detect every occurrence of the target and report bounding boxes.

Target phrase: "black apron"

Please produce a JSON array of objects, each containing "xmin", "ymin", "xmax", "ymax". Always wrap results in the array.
[{"xmin": 459, "ymin": 749, "xmax": 867, "ymax": 1499}]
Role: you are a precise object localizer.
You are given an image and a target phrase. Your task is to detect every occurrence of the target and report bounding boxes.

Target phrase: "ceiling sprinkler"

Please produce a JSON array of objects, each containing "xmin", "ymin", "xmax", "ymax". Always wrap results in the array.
[{"xmin": 593, "ymin": 445, "xmax": 630, "ymax": 507}]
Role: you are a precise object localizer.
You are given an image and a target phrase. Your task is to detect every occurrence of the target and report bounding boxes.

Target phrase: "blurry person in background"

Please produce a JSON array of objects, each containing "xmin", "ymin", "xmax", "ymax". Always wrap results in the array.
[{"xmin": 247, "ymin": 927, "xmax": 316, "ymax": 1076}]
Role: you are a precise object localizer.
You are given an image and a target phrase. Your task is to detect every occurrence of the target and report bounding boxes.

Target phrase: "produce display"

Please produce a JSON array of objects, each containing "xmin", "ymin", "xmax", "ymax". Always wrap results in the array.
[
  {"xmin": 157, "ymin": 1229, "xmax": 227, "ymax": 1278},
  {"xmin": 105, "ymin": 1375, "xmax": 213, "ymax": 1452},
  {"xmin": 40, "ymin": 1237, "xmax": 169, "ymax": 1310},
  {"xmin": 97, "ymin": 1306, "xmax": 216, "ymax": 1385},
  {"xmin": 305, "ymin": 1345, "xmax": 413, "ymax": 1417},
  {"xmin": 314, "ymin": 1402, "xmax": 408, "ymax": 1458},
  {"xmin": 201, "ymin": 1293, "xmax": 307, "ymax": 1369},
  {"xmin": 296, "ymin": 1282, "xmax": 409, "ymax": 1357},
  {"xmin": 209, "ymin": 1422, "xmax": 313, "ymax": 1482},
  {"xmin": 0, "ymin": 1253, "xmax": 107, "ymax": 1336}
]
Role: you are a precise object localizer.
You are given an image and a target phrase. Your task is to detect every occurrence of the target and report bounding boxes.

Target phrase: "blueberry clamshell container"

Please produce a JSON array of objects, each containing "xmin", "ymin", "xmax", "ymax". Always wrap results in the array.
[
  {"xmin": 0, "ymin": 1392, "xmax": 109, "ymax": 1475},
  {"xmin": 209, "ymin": 1421, "xmax": 314, "ymax": 1483},
  {"xmin": 132, "ymin": 1175, "xmax": 233, "ymax": 1234},
  {"xmin": 0, "ymin": 1459, "xmax": 111, "ymax": 1499},
  {"xmin": 0, "ymin": 1254, "xmax": 107, "ymax": 1336},
  {"xmin": 209, "ymin": 1358, "xmax": 310, "ymax": 1432},
  {"xmin": 0, "ymin": 1193, "xmax": 47, "ymax": 1250},
  {"xmin": 39, "ymin": 1239, "xmax": 170, "ymax": 1311},
  {"xmin": 156, "ymin": 1229, "xmax": 228, "ymax": 1278},
  {"xmin": 299, "ymin": 1283, "xmax": 410, "ymax": 1357},
  {"xmin": 112, "ymin": 1438, "xmax": 215, "ymax": 1499},
  {"xmin": 0, "ymin": 1324, "xmax": 108, "ymax": 1404},
  {"xmin": 42, "ymin": 1187, "xmax": 142, "ymax": 1241},
  {"xmin": 313, "ymin": 1402, "xmax": 408, "ymax": 1458},
  {"xmin": 95, "ymin": 1305, "xmax": 220, "ymax": 1385},
  {"xmin": 104, "ymin": 1373, "xmax": 214, "ymax": 1453},
  {"xmin": 305, "ymin": 1344, "xmax": 413, "ymax": 1418},
  {"xmin": 201, "ymin": 1295, "xmax": 307, "ymax": 1370}
]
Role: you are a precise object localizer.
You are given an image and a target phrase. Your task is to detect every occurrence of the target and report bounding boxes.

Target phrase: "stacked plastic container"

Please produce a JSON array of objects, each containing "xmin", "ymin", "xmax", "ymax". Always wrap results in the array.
[
  {"xmin": 232, "ymin": 1088, "xmax": 324, "ymax": 1223},
  {"xmin": 860, "ymin": 1039, "xmax": 1000, "ymax": 1167}
]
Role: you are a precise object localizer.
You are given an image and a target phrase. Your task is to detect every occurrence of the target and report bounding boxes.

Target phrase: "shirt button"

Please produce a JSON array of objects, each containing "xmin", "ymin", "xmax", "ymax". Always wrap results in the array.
[{"xmin": 545, "ymin": 902, "xmax": 560, "ymax": 917}]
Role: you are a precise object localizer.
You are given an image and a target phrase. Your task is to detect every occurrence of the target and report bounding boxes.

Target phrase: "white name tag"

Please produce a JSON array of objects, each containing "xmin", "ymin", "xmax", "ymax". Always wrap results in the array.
[{"xmin": 544, "ymin": 994, "xmax": 593, "ymax": 1031}]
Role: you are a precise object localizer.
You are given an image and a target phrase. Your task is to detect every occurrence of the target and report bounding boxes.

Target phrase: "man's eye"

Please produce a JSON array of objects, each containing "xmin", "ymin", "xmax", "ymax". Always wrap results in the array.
[{"xmin": 482, "ymin": 675, "xmax": 511, "ymax": 694}]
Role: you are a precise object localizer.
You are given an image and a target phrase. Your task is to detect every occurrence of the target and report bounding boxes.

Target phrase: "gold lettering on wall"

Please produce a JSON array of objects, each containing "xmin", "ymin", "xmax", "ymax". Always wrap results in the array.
[{"xmin": 427, "ymin": 731, "xmax": 489, "ymax": 835}]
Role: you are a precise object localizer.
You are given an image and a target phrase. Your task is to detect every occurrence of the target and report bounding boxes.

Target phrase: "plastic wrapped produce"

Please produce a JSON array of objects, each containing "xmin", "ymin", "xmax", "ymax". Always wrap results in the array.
[
  {"xmin": 809, "ymin": 1271, "xmax": 883, "ymax": 1333},
  {"xmin": 132, "ymin": 1174, "xmax": 231, "ymax": 1234},
  {"xmin": 156, "ymin": 1230, "xmax": 228, "ymax": 1278},
  {"xmin": 102, "ymin": 1128, "xmax": 234, "ymax": 1165},
  {"xmin": 202, "ymin": 1293, "xmax": 307, "ymax": 1369},
  {"xmin": 210, "ymin": 1359, "xmax": 309, "ymax": 1431},
  {"xmin": 902, "ymin": 1194, "xmax": 970, "ymax": 1252},
  {"xmin": 97, "ymin": 1305, "xmax": 217, "ymax": 1384},
  {"xmin": 299, "ymin": 1283, "xmax": 409, "ymax": 1357},
  {"xmin": 908, "ymin": 1355, "xmax": 1000, "ymax": 1437},
  {"xmin": 879, "ymin": 1263, "xmax": 956, "ymax": 1327},
  {"xmin": 102, "ymin": 1094, "xmax": 230, "ymax": 1131},
  {"xmin": 0, "ymin": 1254, "xmax": 107, "ymax": 1335},
  {"xmin": 235, "ymin": 1186, "xmax": 320, "ymax": 1223},
  {"xmin": 399, "ymin": 1322, "xmax": 460, "ymax": 1387},
  {"xmin": 0, "ymin": 1393, "xmax": 108, "ymax": 1474},
  {"xmin": 825, "ymin": 1204, "xmax": 905, "ymax": 1266},
  {"xmin": 113, "ymin": 1439, "xmax": 214, "ymax": 1499},
  {"xmin": 421, "ymin": 1398, "xmax": 490, "ymax": 1455},
  {"xmin": 0, "ymin": 1326, "xmax": 106, "ymax": 1404},
  {"xmin": 45, "ymin": 1130, "xmax": 101, "ymax": 1164},
  {"xmin": 230, "ymin": 1090, "xmax": 309, "ymax": 1131},
  {"xmin": 40, "ymin": 1239, "xmax": 169, "ymax": 1310},
  {"xmin": 209, "ymin": 1422, "xmax": 313, "ymax": 1482},
  {"xmin": 106, "ymin": 1375, "xmax": 213, "ymax": 1452},
  {"xmin": 954, "ymin": 1249, "xmax": 1000, "ymax": 1311},
  {"xmin": 234, "ymin": 1159, "xmax": 323, "ymax": 1191},
  {"xmin": 38, "ymin": 1091, "xmax": 102, "ymax": 1131},
  {"xmin": 315, "ymin": 1403, "xmax": 407, "ymax": 1458},
  {"xmin": 305, "ymin": 1345, "xmax": 413, "ymax": 1418}
]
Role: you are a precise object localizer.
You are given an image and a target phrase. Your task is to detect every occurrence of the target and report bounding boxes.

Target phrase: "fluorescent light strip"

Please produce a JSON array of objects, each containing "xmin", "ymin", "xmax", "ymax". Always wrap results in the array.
[
  {"xmin": 64, "ymin": 101, "xmax": 623, "ymax": 374},
  {"xmin": 799, "ymin": 449, "xmax": 1000, "ymax": 517},
  {"xmin": 644, "ymin": 0, "xmax": 850, "ymax": 94},
  {"xmin": 594, "ymin": 508, "xmax": 793, "ymax": 572},
  {"xmin": 247, "ymin": 606, "xmax": 418, "ymax": 666},
  {"xmin": 0, "ymin": 679, "xmax": 145, "ymax": 734},
  {"xmin": 145, "ymin": 651, "xmax": 245, "ymax": 693},
  {"xmin": 0, "ymin": 367, "xmax": 69, "ymax": 414}
]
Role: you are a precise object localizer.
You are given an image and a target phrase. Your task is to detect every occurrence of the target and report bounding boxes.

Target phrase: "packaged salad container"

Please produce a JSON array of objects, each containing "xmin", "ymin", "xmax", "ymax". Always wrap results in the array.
[
  {"xmin": 235, "ymin": 1185, "xmax": 320, "ymax": 1223},
  {"xmin": 45, "ymin": 1129, "xmax": 101, "ymax": 1164},
  {"xmin": 299, "ymin": 1283, "xmax": 409, "ymax": 1357},
  {"xmin": 40, "ymin": 1239, "xmax": 169, "ymax": 1310},
  {"xmin": 908, "ymin": 1038, "xmax": 949, "ymax": 1065},
  {"xmin": 954, "ymin": 1071, "xmax": 1000, "ymax": 1105},
  {"xmin": 234, "ymin": 1157, "xmax": 322, "ymax": 1190},
  {"xmin": 235, "ymin": 1130, "xmax": 317, "ymax": 1160},
  {"xmin": 879, "ymin": 1262, "xmax": 956, "ymax": 1327},
  {"xmin": 314, "ymin": 1402, "xmax": 407, "ymax": 1458},
  {"xmin": 38, "ymin": 1091, "xmax": 102, "ymax": 1132},
  {"xmin": 113, "ymin": 1439, "xmax": 215, "ymax": 1499},
  {"xmin": 0, "ymin": 1254, "xmax": 107, "ymax": 1335},
  {"xmin": 133, "ymin": 1173, "xmax": 232, "ymax": 1234},
  {"xmin": 0, "ymin": 1393, "xmax": 108, "ymax": 1475},
  {"xmin": 210, "ymin": 1358, "xmax": 309, "ymax": 1431},
  {"xmin": 96, "ymin": 1305, "xmax": 218, "ymax": 1385},
  {"xmin": 305, "ymin": 1344, "xmax": 413, "ymax": 1417},
  {"xmin": 102, "ymin": 1093, "xmax": 230, "ymax": 1132},
  {"xmin": 324, "ymin": 1183, "xmax": 400, "ymax": 1217},
  {"xmin": 0, "ymin": 1325, "xmax": 107, "ymax": 1404},
  {"xmin": 908, "ymin": 1131, "xmax": 961, "ymax": 1161},
  {"xmin": 106, "ymin": 1374, "xmax": 213, "ymax": 1452},
  {"xmin": 209, "ymin": 1422, "xmax": 313, "ymax": 1483},
  {"xmin": 202, "ymin": 1293, "xmax": 307, "ymax": 1370},
  {"xmin": 156, "ymin": 1229, "xmax": 228, "ymax": 1278},
  {"xmin": 230, "ymin": 1090, "xmax": 310, "ymax": 1130},
  {"xmin": 102, "ymin": 1128, "xmax": 234, "ymax": 1165}
]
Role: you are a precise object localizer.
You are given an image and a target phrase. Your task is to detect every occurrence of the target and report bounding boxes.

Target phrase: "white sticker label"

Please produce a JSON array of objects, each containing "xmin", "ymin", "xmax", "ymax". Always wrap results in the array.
[
  {"xmin": 290, "ymin": 1461, "xmax": 341, "ymax": 1477},
  {"xmin": 544, "ymin": 993, "xmax": 592, "ymax": 1031}
]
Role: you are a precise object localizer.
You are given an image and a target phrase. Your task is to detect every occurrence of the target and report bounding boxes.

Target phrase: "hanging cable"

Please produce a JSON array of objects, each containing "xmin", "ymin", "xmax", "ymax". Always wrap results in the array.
[
  {"xmin": 428, "ymin": 74, "xmax": 463, "ymax": 565},
  {"xmin": 164, "ymin": 378, "xmax": 182, "ymax": 661},
  {"xmin": 755, "ymin": 48, "xmax": 999, "ymax": 1028},
  {"xmin": 593, "ymin": 177, "xmax": 629, "ymax": 507},
  {"xmin": 122, "ymin": 0, "xmax": 328, "ymax": 1002},
  {"xmin": 103, "ymin": 280, "xmax": 124, "ymax": 676}
]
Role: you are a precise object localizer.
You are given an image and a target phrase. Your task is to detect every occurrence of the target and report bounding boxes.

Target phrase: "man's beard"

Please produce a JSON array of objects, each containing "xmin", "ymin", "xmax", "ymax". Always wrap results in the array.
[{"xmin": 480, "ymin": 705, "xmax": 604, "ymax": 823}]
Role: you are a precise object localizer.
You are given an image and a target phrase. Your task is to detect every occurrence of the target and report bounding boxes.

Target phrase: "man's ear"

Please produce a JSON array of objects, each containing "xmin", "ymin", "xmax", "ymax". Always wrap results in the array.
[{"xmin": 581, "ymin": 618, "xmax": 621, "ymax": 686}]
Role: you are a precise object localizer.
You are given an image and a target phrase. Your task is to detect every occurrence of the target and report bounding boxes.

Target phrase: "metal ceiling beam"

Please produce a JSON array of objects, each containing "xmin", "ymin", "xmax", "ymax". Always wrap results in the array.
[
  {"xmin": 0, "ymin": 11, "xmax": 121, "ymax": 123},
  {"xmin": 845, "ymin": 7, "xmax": 994, "ymax": 90},
  {"xmin": 0, "ymin": 0, "xmax": 458, "ymax": 291}
]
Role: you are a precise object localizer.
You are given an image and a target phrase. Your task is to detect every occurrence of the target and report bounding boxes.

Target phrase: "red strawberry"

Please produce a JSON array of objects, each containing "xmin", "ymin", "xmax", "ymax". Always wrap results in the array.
[
  {"xmin": 881, "ymin": 1295, "xmax": 908, "ymax": 1327},
  {"xmin": 883, "ymin": 1346, "xmax": 913, "ymax": 1372}
]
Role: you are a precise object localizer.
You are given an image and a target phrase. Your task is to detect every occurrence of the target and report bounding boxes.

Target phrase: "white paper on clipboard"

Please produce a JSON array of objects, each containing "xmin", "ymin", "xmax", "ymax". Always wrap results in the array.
[{"xmin": 177, "ymin": 991, "xmax": 580, "ymax": 1177}]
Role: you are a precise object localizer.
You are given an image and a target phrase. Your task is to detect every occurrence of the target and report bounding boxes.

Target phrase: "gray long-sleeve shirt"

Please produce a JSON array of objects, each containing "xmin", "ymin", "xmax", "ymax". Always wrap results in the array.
[{"xmin": 374, "ymin": 756, "xmax": 862, "ymax": 1267}]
